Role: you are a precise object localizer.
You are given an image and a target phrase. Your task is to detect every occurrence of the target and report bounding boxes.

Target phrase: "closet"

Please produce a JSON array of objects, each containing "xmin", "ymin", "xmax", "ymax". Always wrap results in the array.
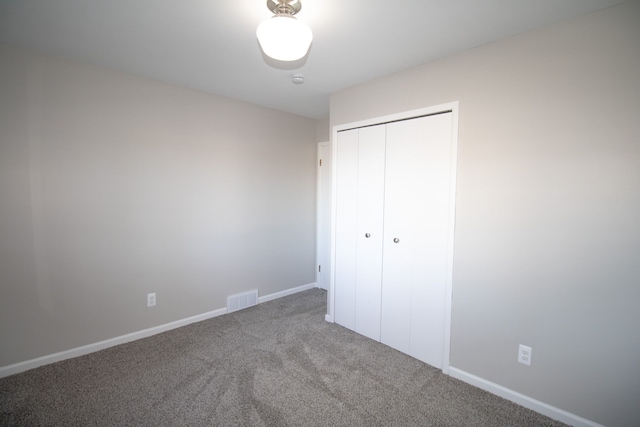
[{"xmin": 333, "ymin": 111, "xmax": 455, "ymax": 369}]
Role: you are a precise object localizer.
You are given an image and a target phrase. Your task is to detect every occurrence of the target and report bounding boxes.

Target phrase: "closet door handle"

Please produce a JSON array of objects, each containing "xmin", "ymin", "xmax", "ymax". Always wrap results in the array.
[
  {"xmin": 365, "ymin": 233, "xmax": 371, "ymax": 238},
  {"xmin": 393, "ymin": 238, "xmax": 400, "ymax": 243}
]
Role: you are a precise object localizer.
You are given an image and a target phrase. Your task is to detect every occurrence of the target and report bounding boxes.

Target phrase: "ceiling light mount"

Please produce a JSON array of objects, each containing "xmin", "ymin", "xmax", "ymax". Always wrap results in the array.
[
  {"xmin": 257, "ymin": 0, "xmax": 312, "ymax": 62},
  {"xmin": 266, "ymin": 0, "xmax": 302, "ymax": 16}
]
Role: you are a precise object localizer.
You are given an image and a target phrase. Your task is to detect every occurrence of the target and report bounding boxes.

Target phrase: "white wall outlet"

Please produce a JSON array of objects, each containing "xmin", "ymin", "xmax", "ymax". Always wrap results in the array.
[
  {"xmin": 518, "ymin": 344, "xmax": 532, "ymax": 366},
  {"xmin": 147, "ymin": 292, "xmax": 156, "ymax": 308}
]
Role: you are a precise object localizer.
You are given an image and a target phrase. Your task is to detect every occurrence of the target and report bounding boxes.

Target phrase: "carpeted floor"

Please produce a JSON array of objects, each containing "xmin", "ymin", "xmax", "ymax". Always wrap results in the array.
[{"xmin": 0, "ymin": 288, "xmax": 568, "ymax": 426}]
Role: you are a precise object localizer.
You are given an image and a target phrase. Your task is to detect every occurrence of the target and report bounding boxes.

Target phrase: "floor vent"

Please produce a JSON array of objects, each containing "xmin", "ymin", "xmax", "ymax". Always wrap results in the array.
[{"xmin": 227, "ymin": 290, "xmax": 258, "ymax": 313}]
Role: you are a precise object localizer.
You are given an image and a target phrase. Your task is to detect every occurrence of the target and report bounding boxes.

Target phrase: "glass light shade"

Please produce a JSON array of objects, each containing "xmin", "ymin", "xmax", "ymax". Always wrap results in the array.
[{"xmin": 256, "ymin": 14, "xmax": 313, "ymax": 61}]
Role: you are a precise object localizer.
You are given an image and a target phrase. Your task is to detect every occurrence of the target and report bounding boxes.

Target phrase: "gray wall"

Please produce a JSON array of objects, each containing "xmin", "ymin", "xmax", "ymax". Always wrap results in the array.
[
  {"xmin": 330, "ymin": 2, "xmax": 640, "ymax": 426},
  {"xmin": 0, "ymin": 43, "xmax": 318, "ymax": 367},
  {"xmin": 316, "ymin": 118, "xmax": 330, "ymax": 143}
]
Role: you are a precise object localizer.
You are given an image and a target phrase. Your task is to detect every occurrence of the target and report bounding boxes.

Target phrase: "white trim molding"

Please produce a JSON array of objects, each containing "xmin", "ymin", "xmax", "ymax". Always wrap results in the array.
[
  {"xmin": 449, "ymin": 367, "xmax": 605, "ymax": 427},
  {"xmin": 0, "ymin": 282, "xmax": 317, "ymax": 379},
  {"xmin": 257, "ymin": 282, "xmax": 316, "ymax": 304}
]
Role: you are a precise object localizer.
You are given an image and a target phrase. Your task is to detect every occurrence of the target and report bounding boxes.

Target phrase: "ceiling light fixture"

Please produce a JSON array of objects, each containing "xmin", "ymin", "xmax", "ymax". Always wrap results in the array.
[{"xmin": 256, "ymin": 0, "xmax": 313, "ymax": 62}]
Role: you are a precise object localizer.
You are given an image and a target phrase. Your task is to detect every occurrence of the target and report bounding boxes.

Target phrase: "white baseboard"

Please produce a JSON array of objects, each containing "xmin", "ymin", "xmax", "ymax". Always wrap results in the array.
[
  {"xmin": 448, "ymin": 367, "xmax": 604, "ymax": 427},
  {"xmin": 257, "ymin": 282, "xmax": 316, "ymax": 304},
  {"xmin": 0, "ymin": 282, "xmax": 317, "ymax": 379}
]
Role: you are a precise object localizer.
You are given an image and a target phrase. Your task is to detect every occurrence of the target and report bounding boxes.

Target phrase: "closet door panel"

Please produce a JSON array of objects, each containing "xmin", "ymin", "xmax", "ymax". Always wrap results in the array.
[
  {"xmin": 406, "ymin": 113, "xmax": 453, "ymax": 367},
  {"xmin": 380, "ymin": 119, "xmax": 417, "ymax": 355},
  {"xmin": 382, "ymin": 113, "xmax": 453, "ymax": 367},
  {"xmin": 334, "ymin": 129, "xmax": 359, "ymax": 330},
  {"xmin": 354, "ymin": 125, "xmax": 386, "ymax": 341}
]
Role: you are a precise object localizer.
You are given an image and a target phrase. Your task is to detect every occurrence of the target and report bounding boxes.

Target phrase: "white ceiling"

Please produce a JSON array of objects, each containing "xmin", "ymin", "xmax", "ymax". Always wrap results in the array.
[{"xmin": 0, "ymin": 0, "xmax": 627, "ymax": 119}]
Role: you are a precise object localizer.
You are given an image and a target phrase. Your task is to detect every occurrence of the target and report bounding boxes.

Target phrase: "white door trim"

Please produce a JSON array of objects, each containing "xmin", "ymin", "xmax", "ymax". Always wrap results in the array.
[
  {"xmin": 327, "ymin": 101, "xmax": 459, "ymax": 374},
  {"xmin": 316, "ymin": 141, "xmax": 331, "ymax": 291}
]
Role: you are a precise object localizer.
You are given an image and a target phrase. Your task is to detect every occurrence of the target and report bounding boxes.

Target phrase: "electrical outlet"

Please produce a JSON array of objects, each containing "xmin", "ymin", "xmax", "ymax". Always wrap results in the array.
[
  {"xmin": 147, "ymin": 292, "xmax": 156, "ymax": 308},
  {"xmin": 518, "ymin": 344, "xmax": 532, "ymax": 366}
]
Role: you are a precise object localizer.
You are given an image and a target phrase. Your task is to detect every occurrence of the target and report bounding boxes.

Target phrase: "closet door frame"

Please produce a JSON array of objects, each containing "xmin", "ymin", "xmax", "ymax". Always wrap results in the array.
[{"xmin": 327, "ymin": 101, "xmax": 459, "ymax": 375}]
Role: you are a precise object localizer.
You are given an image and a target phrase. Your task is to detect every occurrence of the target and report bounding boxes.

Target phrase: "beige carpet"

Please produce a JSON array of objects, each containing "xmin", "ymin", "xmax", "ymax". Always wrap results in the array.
[{"xmin": 0, "ymin": 288, "xmax": 567, "ymax": 426}]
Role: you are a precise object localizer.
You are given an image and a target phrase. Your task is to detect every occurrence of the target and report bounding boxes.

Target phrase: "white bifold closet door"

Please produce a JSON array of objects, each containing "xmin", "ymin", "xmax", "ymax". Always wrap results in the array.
[
  {"xmin": 334, "ymin": 112, "xmax": 453, "ymax": 369},
  {"xmin": 354, "ymin": 125, "xmax": 386, "ymax": 341},
  {"xmin": 381, "ymin": 113, "xmax": 452, "ymax": 367},
  {"xmin": 333, "ymin": 124, "xmax": 385, "ymax": 341}
]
